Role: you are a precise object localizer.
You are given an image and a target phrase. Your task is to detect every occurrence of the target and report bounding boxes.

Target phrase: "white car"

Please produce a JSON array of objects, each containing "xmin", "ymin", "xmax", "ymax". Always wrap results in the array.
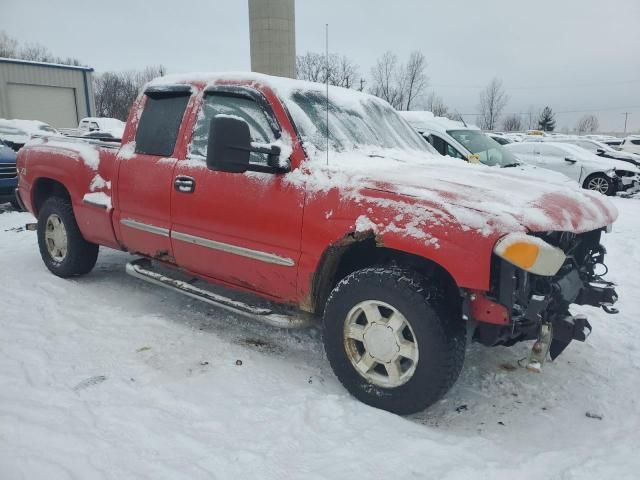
[
  {"xmin": 399, "ymin": 111, "xmax": 522, "ymax": 168},
  {"xmin": 531, "ymin": 137, "xmax": 640, "ymax": 166},
  {"xmin": 78, "ymin": 117, "xmax": 126, "ymax": 140},
  {"xmin": 506, "ymin": 142, "xmax": 639, "ymax": 195},
  {"xmin": 0, "ymin": 119, "xmax": 60, "ymax": 151},
  {"xmin": 620, "ymin": 135, "xmax": 640, "ymax": 155}
]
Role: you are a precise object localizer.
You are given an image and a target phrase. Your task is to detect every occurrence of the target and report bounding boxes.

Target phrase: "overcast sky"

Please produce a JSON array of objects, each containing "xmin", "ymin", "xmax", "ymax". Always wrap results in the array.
[{"xmin": 2, "ymin": 0, "xmax": 639, "ymax": 132}]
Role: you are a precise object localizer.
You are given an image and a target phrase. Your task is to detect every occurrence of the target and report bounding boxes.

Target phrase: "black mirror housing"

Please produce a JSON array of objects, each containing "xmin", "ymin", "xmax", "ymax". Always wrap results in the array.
[
  {"xmin": 206, "ymin": 116, "xmax": 251, "ymax": 173},
  {"xmin": 205, "ymin": 116, "xmax": 289, "ymax": 174}
]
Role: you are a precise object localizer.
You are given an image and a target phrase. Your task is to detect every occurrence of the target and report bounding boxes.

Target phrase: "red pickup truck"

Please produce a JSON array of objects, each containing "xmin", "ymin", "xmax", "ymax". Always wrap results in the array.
[{"xmin": 16, "ymin": 73, "xmax": 620, "ymax": 414}]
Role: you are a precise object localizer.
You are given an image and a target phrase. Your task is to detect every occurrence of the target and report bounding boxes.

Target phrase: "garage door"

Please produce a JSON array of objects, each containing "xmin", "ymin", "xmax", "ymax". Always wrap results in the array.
[{"xmin": 7, "ymin": 83, "xmax": 78, "ymax": 128}]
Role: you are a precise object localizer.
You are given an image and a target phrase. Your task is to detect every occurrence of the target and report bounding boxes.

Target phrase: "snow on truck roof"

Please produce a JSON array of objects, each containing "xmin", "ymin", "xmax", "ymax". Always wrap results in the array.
[{"xmin": 147, "ymin": 71, "xmax": 382, "ymax": 106}]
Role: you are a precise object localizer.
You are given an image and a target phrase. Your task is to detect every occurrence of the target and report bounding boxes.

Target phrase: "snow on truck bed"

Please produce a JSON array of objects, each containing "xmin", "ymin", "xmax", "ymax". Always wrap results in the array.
[{"xmin": 0, "ymin": 196, "xmax": 638, "ymax": 479}]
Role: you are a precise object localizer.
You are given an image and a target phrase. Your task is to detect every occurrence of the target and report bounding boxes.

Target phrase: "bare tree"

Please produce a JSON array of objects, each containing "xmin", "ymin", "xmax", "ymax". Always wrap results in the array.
[
  {"xmin": 369, "ymin": 51, "xmax": 402, "ymax": 108},
  {"xmin": 94, "ymin": 65, "xmax": 166, "ymax": 120},
  {"xmin": 296, "ymin": 52, "xmax": 359, "ymax": 88},
  {"xmin": 0, "ymin": 30, "xmax": 83, "ymax": 66},
  {"xmin": 400, "ymin": 51, "xmax": 428, "ymax": 110},
  {"xmin": 425, "ymin": 92, "xmax": 449, "ymax": 117},
  {"xmin": 576, "ymin": 114, "xmax": 599, "ymax": 134},
  {"xmin": 477, "ymin": 78, "xmax": 509, "ymax": 130},
  {"xmin": 0, "ymin": 31, "xmax": 18, "ymax": 57},
  {"xmin": 502, "ymin": 114, "xmax": 522, "ymax": 132},
  {"xmin": 369, "ymin": 50, "xmax": 429, "ymax": 110}
]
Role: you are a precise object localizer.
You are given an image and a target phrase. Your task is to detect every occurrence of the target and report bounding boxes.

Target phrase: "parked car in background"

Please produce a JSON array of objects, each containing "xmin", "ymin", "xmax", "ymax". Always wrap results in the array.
[
  {"xmin": 503, "ymin": 132, "xmax": 525, "ymax": 142},
  {"xmin": 0, "ymin": 138, "xmax": 19, "ymax": 209},
  {"xmin": 506, "ymin": 141, "xmax": 639, "ymax": 195},
  {"xmin": 600, "ymin": 138, "xmax": 623, "ymax": 148},
  {"xmin": 78, "ymin": 117, "xmax": 126, "ymax": 140},
  {"xmin": 620, "ymin": 135, "xmax": 640, "ymax": 155},
  {"xmin": 525, "ymin": 136, "xmax": 640, "ymax": 167},
  {"xmin": 486, "ymin": 132, "xmax": 513, "ymax": 145},
  {"xmin": 400, "ymin": 111, "xmax": 521, "ymax": 167},
  {"xmin": 0, "ymin": 119, "xmax": 60, "ymax": 151}
]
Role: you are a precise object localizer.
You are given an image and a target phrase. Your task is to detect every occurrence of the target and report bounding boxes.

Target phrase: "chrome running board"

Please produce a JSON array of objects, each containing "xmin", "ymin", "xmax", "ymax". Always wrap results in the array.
[{"xmin": 126, "ymin": 258, "xmax": 313, "ymax": 329}]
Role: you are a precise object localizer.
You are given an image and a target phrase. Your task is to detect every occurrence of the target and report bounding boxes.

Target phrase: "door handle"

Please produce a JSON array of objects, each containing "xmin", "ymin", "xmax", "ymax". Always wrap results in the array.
[{"xmin": 174, "ymin": 176, "xmax": 195, "ymax": 193}]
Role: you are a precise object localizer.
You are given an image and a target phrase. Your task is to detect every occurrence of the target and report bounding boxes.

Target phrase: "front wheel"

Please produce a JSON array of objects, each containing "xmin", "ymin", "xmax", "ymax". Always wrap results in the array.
[
  {"xmin": 37, "ymin": 196, "xmax": 99, "ymax": 277},
  {"xmin": 584, "ymin": 173, "xmax": 615, "ymax": 196},
  {"xmin": 322, "ymin": 267, "xmax": 466, "ymax": 415}
]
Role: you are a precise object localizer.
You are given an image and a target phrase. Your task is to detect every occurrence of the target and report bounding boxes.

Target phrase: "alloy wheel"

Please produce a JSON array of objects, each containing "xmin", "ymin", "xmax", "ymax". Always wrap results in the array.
[
  {"xmin": 587, "ymin": 177, "xmax": 610, "ymax": 194},
  {"xmin": 45, "ymin": 214, "xmax": 68, "ymax": 261},
  {"xmin": 343, "ymin": 300, "xmax": 419, "ymax": 387}
]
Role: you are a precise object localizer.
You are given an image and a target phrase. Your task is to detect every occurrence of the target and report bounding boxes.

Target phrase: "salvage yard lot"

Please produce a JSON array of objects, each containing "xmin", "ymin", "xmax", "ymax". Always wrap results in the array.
[{"xmin": 1, "ymin": 197, "xmax": 638, "ymax": 479}]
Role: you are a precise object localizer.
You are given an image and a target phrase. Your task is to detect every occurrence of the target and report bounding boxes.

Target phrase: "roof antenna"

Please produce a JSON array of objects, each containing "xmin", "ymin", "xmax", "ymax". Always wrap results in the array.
[{"xmin": 325, "ymin": 23, "xmax": 330, "ymax": 166}]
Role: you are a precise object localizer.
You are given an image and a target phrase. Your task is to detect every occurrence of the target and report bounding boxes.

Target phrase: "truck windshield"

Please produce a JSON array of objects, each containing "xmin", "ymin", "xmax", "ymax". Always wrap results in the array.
[
  {"xmin": 285, "ymin": 90, "xmax": 428, "ymax": 153},
  {"xmin": 447, "ymin": 130, "xmax": 521, "ymax": 167}
]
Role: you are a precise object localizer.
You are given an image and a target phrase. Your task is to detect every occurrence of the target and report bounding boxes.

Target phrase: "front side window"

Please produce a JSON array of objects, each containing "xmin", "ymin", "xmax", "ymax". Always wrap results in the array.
[
  {"xmin": 135, "ymin": 93, "xmax": 190, "ymax": 156},
  {"xmin": 189, "ymin": 94, "xmax": 277, "ymax": 165},
  {"xmin": 427, "ymin": 134, "xmax": 464, "ymax": 160},
  {"xmin": 631, "ymin": 139, "xmax": 640, "ymax": 146}
]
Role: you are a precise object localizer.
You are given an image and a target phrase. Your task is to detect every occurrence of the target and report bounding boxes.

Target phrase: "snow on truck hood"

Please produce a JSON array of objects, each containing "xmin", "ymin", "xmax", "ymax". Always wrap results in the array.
[{"xmin": 290, "ymin": 149, "xmax": 618, "ymax": 237}]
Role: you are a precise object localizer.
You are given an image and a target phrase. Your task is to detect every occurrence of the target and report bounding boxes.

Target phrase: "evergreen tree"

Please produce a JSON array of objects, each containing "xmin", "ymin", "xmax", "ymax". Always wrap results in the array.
[{"xmin": 537, "ymin": 106, "xmax": 556, "ymax": 132}]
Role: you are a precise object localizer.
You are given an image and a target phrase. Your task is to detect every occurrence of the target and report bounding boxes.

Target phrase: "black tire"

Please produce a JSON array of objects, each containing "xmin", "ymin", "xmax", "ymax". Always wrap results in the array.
[
  {"xmin": 37, "ymin": 196, "xmax": 99, "ymax": 277},
  {"xmin": 323, "ymin": 267, "xmax": 466, "ymax": 415},
  {"xmin": 583, "ymin": 173, "xmax": 615, "ymax": 196}
]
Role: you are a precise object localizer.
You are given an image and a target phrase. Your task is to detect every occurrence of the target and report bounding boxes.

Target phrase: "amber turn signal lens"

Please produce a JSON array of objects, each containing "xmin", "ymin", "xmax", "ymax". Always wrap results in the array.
[{"xmin": 502, "ymin": 242, "xmax": 539, "ymax": 269}]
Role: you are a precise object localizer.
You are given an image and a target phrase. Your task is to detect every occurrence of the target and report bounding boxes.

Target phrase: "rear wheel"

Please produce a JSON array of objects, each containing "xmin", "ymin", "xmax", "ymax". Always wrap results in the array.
[
  {"xmin": 584, "ymin": 173, "xmax": 614, "ymax": 196},
  {"xmin": 322, "ymin": 267, "xmax": 465, "ymax": 415},
  {"xmin": 37, "ymin": 196, "xmax": 99, "ymax": 277}
]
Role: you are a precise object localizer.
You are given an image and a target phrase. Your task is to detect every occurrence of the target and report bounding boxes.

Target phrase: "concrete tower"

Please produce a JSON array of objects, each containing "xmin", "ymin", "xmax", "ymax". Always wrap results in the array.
[{"xmin": 248, "ymin": 0, "xmax": 296, "ymax": 78}]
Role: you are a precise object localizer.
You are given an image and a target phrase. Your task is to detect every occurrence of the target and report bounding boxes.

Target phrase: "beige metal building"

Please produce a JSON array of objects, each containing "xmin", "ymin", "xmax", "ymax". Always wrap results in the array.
[
  {"xmin": 248, "ymin": 0, "xmax": 296, "ymax": 78},
  {"xmin": 0, "ymin": 58, "xmax": 95, "ymax": 128}
]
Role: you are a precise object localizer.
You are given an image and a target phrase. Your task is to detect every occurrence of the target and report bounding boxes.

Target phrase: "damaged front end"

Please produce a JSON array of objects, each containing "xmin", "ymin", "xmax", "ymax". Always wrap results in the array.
[{"xmin": 467, "ymin": 227, "xmax": 619, "ymax": 366}]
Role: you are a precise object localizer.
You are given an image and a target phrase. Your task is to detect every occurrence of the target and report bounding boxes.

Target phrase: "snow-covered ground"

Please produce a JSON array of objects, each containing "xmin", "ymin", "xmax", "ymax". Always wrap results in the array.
[{"xmin": 1, "ymin": 198, "xmax": 638, "ymax": 480}]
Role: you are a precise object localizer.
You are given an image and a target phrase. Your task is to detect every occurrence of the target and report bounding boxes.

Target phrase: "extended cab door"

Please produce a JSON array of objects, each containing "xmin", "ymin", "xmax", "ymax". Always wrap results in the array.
[
  {"xmin": 169, "ymin": 88, "xmax": 303, "ymax": 301},
  {"xmin": 115, "ymin": 87, "xmax": 191, "ymax": 259}
]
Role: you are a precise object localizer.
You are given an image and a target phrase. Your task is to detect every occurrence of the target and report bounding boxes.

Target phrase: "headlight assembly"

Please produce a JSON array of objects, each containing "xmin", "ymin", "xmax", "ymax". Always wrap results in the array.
[{"xmin": 494, "ymin": 233, "xmax": 566, "ymax": 276}]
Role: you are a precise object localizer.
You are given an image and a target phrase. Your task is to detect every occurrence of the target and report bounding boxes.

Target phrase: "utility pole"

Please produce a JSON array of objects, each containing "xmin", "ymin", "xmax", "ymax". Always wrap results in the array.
[{"xmin": 622, "ymin": 112, "xmax": 631, "ymax": 135}]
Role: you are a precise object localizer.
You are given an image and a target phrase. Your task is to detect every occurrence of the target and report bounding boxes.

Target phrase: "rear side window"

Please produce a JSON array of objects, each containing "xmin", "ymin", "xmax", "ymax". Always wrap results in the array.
[
  {"xmin": 135, "ymin": 93, "xmax": 190, "ymax": 156},
  {"xmin": 631, "ymin": 139, "xmax": 640, "ymax": 146}
]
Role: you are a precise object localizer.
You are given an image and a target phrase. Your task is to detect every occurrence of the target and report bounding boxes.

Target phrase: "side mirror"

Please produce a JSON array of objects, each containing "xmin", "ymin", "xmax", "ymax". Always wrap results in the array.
[
  {"xmin": 565, "ymin": 157, "xmax": 577, "ymax": 164},
  {"xmin": 596, "ymin": 148, "xmax": 605, "ymax": 155},
  {"xmin": 206, "ymin": 116, "xmax": 251, "ymax": 173},
  {"xmin": 206, "ymin": 115, "xmax": 289, "ymax": 174}
]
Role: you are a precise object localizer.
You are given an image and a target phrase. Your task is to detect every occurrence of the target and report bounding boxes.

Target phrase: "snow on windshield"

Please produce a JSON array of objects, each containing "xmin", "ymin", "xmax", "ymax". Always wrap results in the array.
[{"xmin": 283, "ymin": 90, "xmax": 427, "ymax": 153}]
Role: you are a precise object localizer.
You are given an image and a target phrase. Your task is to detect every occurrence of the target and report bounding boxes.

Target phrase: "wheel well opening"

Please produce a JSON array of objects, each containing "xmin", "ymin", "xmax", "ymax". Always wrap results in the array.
[
  {"xmin": 32, "ymin": 178, "xmax": 71, "ymax": 216},
  {"xmin": 310, "ymin": 234, "xmax": 460, "ymax": 316}
]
